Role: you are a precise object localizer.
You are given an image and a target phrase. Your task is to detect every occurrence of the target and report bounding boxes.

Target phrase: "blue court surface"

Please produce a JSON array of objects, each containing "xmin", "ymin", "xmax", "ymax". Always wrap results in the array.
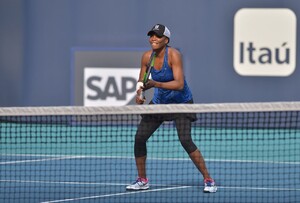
[
  {"xmin": 1, "ymin": 154, "xmax": 299, "ymax": 203},
  {"xmin": 1, "ymin": 123, "xmax": 300, "ymax": 203}
]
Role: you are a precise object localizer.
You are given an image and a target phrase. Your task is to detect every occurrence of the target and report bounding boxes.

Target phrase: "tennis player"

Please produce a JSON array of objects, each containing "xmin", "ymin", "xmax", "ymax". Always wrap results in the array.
[{"xmin": 126, "ymin": 24, "xmax": 217, "ymax": 193}]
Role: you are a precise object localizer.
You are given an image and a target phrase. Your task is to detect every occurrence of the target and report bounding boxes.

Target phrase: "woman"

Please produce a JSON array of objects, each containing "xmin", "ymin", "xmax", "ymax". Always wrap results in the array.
[{"xmin": 126, "ymin": 24, "xmax": 217, "ymax": 193}]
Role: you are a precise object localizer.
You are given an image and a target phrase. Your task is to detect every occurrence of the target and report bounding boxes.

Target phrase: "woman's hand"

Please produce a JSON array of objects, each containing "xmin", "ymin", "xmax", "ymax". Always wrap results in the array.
[
  {"xmin": 143, "ymin": 79, "xmax": 156, "ymax": 91},
  {"xmin": 136, "ymin": 89, "xmax": 146, "ymax": 104}
]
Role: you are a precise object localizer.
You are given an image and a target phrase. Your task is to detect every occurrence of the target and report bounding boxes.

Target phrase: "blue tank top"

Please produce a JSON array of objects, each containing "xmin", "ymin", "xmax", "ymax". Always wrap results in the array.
[{"xmin": 151, "ymin": 46, "xmax": 193, "ymax": 104}]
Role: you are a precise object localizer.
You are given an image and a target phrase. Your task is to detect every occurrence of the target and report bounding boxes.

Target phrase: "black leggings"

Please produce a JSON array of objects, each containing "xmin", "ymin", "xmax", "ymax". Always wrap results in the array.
[{"xmin": 134, "ymin": 116, "xmax": 198, "ymax": 157}]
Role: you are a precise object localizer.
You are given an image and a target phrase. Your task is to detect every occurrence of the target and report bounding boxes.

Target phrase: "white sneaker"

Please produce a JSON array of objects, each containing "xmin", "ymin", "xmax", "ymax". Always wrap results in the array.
[
  {"xmin": 126, "ymin": 177, "xmax": 149, "ymax": 190},
  {"xmin": 203, "ymin": 178, "xmax": 217, "ymax": 193}
]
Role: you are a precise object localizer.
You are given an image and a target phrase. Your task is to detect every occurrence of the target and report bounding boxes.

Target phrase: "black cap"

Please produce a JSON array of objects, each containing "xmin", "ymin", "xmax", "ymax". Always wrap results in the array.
[{"xmin": 147, "ymin": 24, "xmax": 171, "ymax": 39}]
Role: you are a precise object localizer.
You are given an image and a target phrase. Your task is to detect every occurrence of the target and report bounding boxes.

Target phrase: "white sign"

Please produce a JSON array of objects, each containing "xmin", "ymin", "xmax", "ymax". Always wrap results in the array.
[
  {"xmin": 234, "ymin": 8, "xmax": 297, "ymax": 76},
  {"xmin": 84, "ymin": 67, "xmax": 140, "ymax": 106}
]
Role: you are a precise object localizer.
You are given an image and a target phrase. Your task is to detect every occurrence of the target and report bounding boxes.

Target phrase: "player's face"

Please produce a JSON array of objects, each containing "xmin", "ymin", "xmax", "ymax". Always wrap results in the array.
[{"xmin": 149, "ymin": 34, "xmax": 168, "ymax": 51}]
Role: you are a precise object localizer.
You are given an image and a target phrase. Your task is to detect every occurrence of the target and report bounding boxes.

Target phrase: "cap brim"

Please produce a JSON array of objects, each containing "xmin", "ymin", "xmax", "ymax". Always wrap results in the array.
[{"xmin": 147, "ymin": 30, "xmax": 164, "ymax": 37}]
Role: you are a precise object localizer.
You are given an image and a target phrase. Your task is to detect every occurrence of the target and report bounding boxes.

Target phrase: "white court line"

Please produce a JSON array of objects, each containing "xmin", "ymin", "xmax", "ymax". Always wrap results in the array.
[
  {"xmin": 0, "ymin": 179, "xmax": 127, "ymax": 186},
  {"xmin": 0, "ymin": 179, "xmax": 178, "ymax": 188},
  {"xmin": 40, "ymin": 186, "xmax": 192, "ymax": 203},
  {"xmin": 0, "ymin": 156, "xmax": 83, "ymax": 165},
  {"xmin": 218, "ymin": 186, "xmax": 300, "ymax": 191},
  {"xmin": 2, "ymin": 179, "xmax": 299, "ymax": 192},
  {"xmin": 2, "ymin": 153, "xmax": 300, "ymax": 165}
]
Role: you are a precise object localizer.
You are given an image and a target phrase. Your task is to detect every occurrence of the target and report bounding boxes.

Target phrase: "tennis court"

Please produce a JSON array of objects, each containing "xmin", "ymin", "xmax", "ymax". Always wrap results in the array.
[{"xmin": 1, "ymin": 103, "xmax": 300, "ymax": 202}]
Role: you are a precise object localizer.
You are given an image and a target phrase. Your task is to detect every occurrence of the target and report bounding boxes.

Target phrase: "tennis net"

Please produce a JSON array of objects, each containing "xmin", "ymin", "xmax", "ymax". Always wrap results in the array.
[{"xmin": 0, "ymin": 102, "xmax": 300, "ymax": 203}]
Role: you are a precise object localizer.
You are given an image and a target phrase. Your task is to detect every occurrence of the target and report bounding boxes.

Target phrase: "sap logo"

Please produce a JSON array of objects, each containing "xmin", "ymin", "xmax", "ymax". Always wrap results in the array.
[
  {"xmin": 84, "ymin": 67, "xmax": 140, "ymax": 106},
  {"xmin": 234, "ymin": 8, "xmax": 296, "ymax": 76}
]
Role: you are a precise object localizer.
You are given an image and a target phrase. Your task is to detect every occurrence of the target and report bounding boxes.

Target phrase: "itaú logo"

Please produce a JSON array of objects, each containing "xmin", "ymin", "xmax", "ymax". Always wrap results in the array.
[
  {"xmin": 234, "ymin": 8, "xmax": 297, "ymax": 76},
  {"xmin": 84, "ymin": 67, "xmax": 140, "ymax": 106}
]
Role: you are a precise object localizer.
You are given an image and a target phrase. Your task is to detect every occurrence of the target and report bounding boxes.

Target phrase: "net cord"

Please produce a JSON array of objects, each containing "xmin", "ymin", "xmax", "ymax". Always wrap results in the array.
[{"xmin": 1, "ymin": 101, "xmax": 300, "ymax": 116}]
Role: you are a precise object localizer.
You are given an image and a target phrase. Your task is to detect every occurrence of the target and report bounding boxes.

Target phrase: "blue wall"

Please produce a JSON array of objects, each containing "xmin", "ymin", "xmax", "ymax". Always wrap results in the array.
[{"xmin": 0, "ymin": 0, "xmax": 299, "ymax": 106}]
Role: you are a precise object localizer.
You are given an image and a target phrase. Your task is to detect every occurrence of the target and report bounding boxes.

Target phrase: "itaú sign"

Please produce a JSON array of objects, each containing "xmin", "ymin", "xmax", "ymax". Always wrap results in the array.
[{"xmin": 234, "ymin": 8, "xmax": 297, "ymax": 77}]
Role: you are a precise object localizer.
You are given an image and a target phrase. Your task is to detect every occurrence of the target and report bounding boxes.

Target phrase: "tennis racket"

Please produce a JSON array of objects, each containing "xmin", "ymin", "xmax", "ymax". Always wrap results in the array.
[{"xmin": 140, "ymin": 52, "xmax": 156, "ymax": 99}]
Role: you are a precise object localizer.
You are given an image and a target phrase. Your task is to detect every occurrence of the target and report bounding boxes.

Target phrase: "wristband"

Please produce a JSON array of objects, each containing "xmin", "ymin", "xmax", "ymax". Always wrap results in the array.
[{"xmin": 136, "ymin": 81, "xmax": 144, "ymax": 92}]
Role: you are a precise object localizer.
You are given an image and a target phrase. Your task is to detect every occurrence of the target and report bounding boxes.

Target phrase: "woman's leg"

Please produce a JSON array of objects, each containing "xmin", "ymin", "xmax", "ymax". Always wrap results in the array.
[
  {"xmin": 188, "ymin": 149, "xmax": 211, "ymax": 179},
  {"xmin": 174, "ymin": 117, "xmax": 211, "ymax": 179},
  {"xmin": 134, "ymin": 117, "xmax": 162, "ymax": 178}
]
